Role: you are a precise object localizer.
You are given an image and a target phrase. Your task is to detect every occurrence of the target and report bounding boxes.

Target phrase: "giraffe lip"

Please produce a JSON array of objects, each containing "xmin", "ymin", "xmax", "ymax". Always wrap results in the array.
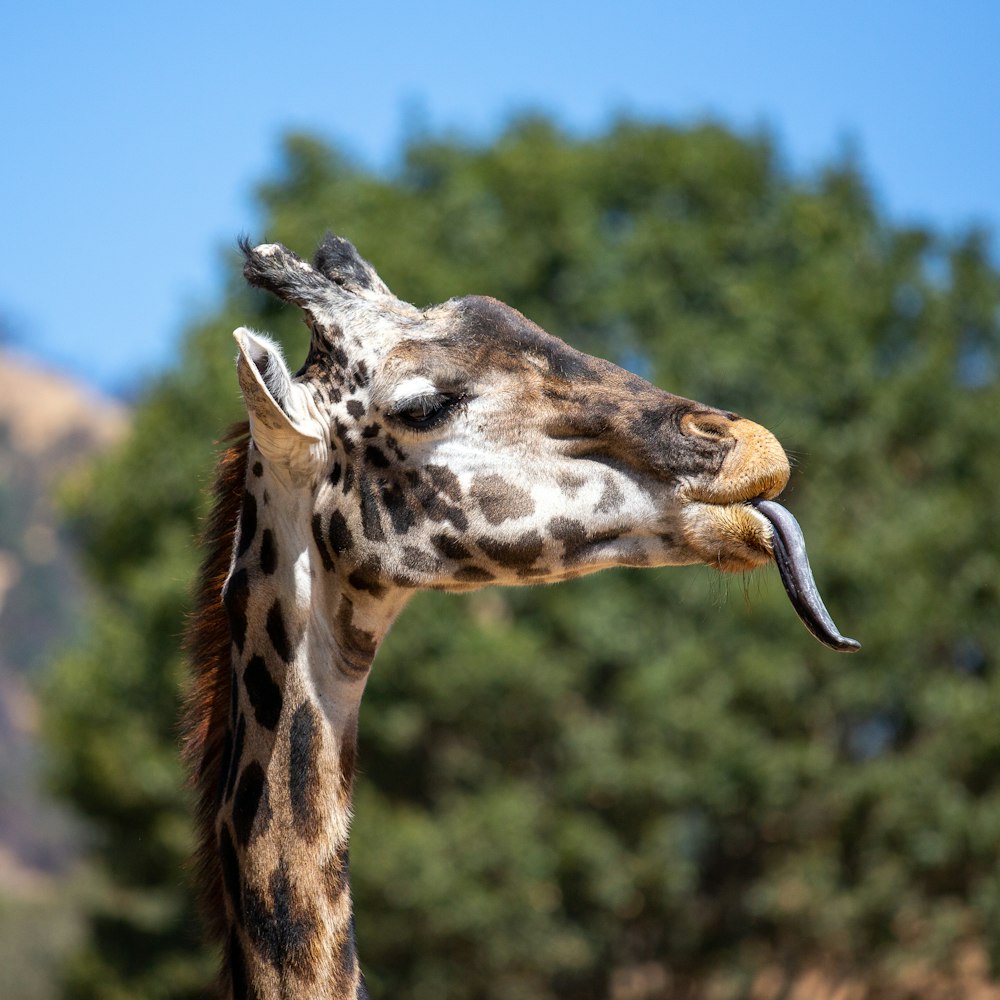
[{"xmin": 751, "ymin": 499, "xmax": 861, "ymax": 653}]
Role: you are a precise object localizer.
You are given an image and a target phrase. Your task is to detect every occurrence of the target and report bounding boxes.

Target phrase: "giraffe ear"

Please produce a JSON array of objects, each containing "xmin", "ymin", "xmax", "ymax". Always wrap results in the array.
[{"xmin": 233, "ymin": 328, "xmax": 322, "ymax": 462}]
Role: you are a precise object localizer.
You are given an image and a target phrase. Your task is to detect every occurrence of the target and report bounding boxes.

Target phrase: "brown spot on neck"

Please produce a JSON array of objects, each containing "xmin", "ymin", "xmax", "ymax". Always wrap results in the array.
[
  {"xmin": 334, "ymin": 597, "xmax": 378, "ymax": 676},
  {"xmin": 338, "ymin": 723, "xmax": 359, "ymax": 801},
  {"xmin": 288, "ymin": 702, "xmax": 323, "ymax": 842}
]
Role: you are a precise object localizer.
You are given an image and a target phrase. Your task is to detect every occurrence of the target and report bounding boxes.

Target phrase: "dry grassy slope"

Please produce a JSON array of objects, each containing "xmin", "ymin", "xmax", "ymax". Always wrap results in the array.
[
  {"xmin": 0, "ymin": 349, "xmax": 128, "ymax": 887},
  {"xmin": 0, "ymin": 349, "xmax": 126, "ymax": 460}
]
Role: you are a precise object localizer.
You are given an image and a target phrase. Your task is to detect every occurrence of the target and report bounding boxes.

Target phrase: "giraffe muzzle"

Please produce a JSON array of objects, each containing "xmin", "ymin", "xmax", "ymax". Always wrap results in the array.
[{"xmin": 752, "ymin": 499, "xmax": 861, "ymax": 653}]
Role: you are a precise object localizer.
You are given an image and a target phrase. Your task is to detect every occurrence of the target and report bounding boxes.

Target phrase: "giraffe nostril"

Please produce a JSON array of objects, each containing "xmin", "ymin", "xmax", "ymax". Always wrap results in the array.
[{"xmin": 681, "ymin": 411, "xmax": 735, "ymax": 442}]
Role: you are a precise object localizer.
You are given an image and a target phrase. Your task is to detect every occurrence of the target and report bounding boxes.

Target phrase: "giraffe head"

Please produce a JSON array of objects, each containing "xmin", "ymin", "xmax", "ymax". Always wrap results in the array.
[{"xmin": 234, "ymin": 234, "xmax": 857, "ymax": 655}]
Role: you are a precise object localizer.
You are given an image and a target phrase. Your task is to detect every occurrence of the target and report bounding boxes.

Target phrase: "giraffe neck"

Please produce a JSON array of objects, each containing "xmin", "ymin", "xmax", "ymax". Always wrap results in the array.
[{"xmin": 216, "ymin": 451, "xmax": 407, "ymax": 999}]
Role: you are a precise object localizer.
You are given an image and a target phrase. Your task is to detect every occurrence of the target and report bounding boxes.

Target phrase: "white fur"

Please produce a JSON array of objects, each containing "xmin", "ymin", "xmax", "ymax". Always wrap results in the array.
[{"xmin": 385, "ymin": 375, "xmax": 439, "ymax": 409}]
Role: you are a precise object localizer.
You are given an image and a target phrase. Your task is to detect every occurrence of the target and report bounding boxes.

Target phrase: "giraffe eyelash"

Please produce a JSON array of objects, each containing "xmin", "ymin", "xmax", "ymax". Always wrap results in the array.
[{"xmin": 388, "ymin": 391, "xmax": 469, "ymax": 431}]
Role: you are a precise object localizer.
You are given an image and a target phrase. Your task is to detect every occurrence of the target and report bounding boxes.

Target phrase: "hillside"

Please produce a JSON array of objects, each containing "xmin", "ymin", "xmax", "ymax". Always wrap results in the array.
[{"xmin": 0, "ymin": 349, "xmax": 127, "ymax": 880}]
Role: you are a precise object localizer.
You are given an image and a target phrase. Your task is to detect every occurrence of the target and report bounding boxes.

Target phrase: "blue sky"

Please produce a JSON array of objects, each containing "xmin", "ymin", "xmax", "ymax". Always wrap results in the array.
[{"xmin": 3, "ymin": 1, "xmax": 997, "ymax": 395}]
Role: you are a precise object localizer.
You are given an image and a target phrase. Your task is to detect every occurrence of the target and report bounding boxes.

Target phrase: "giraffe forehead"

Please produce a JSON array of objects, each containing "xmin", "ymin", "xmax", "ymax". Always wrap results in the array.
[{"xmin": 379, "ymin": 297, "xmax": 589, "ymax": 375}]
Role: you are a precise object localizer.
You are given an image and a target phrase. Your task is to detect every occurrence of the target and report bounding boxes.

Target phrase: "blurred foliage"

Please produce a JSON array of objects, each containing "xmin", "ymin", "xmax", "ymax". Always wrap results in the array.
[
  {"xmin": 43, "ymin": 117, "xmax": 1000, "ymax": 998},
  {"xmin": 0, "ymin": 891, "xmax": 84, "ymax": 1000}
]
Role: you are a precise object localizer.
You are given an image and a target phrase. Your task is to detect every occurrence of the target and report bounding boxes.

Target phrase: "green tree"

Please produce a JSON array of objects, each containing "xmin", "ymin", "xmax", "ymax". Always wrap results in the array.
[{"xmin": 44, "ymin": 118, "xmax": 1000, "ymax": 999}]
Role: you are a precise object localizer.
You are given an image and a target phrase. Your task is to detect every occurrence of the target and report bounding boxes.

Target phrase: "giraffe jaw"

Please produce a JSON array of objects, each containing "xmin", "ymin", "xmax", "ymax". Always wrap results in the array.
[{"xmin": 680, "ymin": 498, "xmax": 775, "ymax": 573}]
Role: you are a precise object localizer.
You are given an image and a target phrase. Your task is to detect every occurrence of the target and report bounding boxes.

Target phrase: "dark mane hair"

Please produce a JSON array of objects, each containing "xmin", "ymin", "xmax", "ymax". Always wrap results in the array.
[{"xmin": 182, "ymin": 422, "xmax": 250, "ymax": 945}]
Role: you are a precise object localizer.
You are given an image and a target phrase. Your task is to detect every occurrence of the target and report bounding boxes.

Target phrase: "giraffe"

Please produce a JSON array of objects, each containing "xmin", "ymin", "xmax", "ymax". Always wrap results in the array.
[{"xmin": 184, "ymin": 234, "xmax": 858, "ymax": 1000}]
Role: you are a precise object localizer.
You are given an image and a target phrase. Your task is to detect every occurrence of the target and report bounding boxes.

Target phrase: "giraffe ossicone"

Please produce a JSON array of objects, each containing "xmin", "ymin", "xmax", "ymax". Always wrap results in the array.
[{"xmin": 186, "ymin": 232, "xmax": 857, "ymax": 1000}]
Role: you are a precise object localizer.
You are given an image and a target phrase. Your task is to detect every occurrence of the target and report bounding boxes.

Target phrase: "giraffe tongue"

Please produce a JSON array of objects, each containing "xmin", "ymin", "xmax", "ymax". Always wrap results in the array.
[{"xmin": 751, "ymin": 499, "xmax": 861, "ymax": 653}]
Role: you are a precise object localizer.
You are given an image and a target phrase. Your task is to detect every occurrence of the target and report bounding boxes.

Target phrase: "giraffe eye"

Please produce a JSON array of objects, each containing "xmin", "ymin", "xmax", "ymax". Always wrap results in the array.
[{"xmin": 391, "ymin": 392, "xmax": 466, "ymax": 431}]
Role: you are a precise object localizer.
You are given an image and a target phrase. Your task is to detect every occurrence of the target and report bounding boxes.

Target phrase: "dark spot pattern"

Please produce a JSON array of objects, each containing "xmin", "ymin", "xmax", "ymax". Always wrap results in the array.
[
  {"xmin": 329, "ymin": 462, "xmax": 342, "ymax": 487},
  {"xmin": 328, "ymin": 510, "xmax": 353, "ymax": 555},
  {"xmin": 335, "ymin": 599, "xmax": 377, "ymax": 675},
  {"xmin": 229, "ymin": 666, "xmax": 239, "ymax": 722},
  {"xmin": 361, "ymin": 424, "xmax": 380, "ymax": 439},
  {"xmin": 322, "ymin": 846, "xmax": 350, "ymax": 904},
  {"xmin": 548, "ymin": 517, "xmax": 589, "ymax": 561},
  {"xmin": 220, "ymin": 823, "xmax": 242, "ymax": 920},
  {"xmin": 252, "ymin": 461, "xmax": 263, "ymax": 478},
  {"xmin": 346, "ymin": 399, "xmax": 366, "ymax": 420},
  {"xmin": 348, "ymin": 564, "xmax": 386, "ymax": 598},
  {"xmin": 289, "ymin": 702, "xmax": 321, "ymax": 841},
  {"xmin": 260, "ymin": 528, "xmax": 278, "ymax": 576},
  {"xmin": 244, "ymin": 859, "xmax": 319, "ymax": 979},
  {"xmin": 414, "ymin": 478, "xmax": 469, "ymax": 530},
  {"xmin": 334, "ymin": 419, "xmax": 355, "ymax": 454},
  {"xmin": 237, "ymin": 492, "xmax": 258, "ymax": 558},
  {"xmin": 427, "ymin": 464, "xmax": 462, "ymax": 501},
  {"xmin": 266, "ymin": 600, "xmax": 292, "ymax": 664},
  {"xmin": 385, "ymin": 434, "xmax": 406, "ymax": 460},
  {"xmin": 454, "ymin": 566, "xmax": 495, "ymax": 583},
  {"xmin": 381, "ymin": 482, "xmax": 416, "ymax": 535},
  {"xmin": 339, "ymin": 727, "xmax": 357, "ymax": 799},
  {"xmin": 365, "ymin": 445, "xmax": 390, "ymax": 469},
  {"xmin": 403, "ymin": 546, "xmax": 441, "ymax": 574},
  {"xmin": 311, "ymin": 514, "xmax": 334, "ymax": 571},
  {"xmin": 223, "ymin": 568, "xmax": 249, "ymax": 653},
  {"xmin": 244, "ymin": 656, "xmax": 283, "ymax": 730},
  {"xmin": 259, "ymin": 529, "xmax": 277, "ymax": 575},
  {"xmin": 358, "ymin": 475, "xmax": 385, "ymax": 541},
  {"xmin": 233, "ymin": 761, "xmax": 268, "ymax": 847},
  {"xmin": 216, "ymin": 727, "xmax": 234, "ymax": 807},
  {"xmin": 471, "ymin": 474, "xmax": 535, "ymax": 524},
  {"xmin": 595, "ymin": 476, "xmax": 625, "ymax": 514},
  {"xmin": 557, "ymin": 471, "xmax": 587, "ymax": 495},
  {"xmin": 228, "ymin": 928, "xmax": 252, "ymax": 1000},
  {"xmin": 477, "ymin": 530, "xmax": 544, "ymax": 569},
  {"xmin": 225, "ymin": 714, "xmax": 246, "ymax": 802},
  {"xmin": 431, "ymin": 533, "xmax": 471, "ymax": 561},
  {"xmin": 341, "ymin": 463, "xmax": 356, "ymax": 495}
]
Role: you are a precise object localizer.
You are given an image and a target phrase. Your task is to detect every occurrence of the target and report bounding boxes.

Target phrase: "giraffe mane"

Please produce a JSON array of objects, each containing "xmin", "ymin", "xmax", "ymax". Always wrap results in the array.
[{"xmin": 182, "ymin": 421, "xmax": 251, "ymax": 946}]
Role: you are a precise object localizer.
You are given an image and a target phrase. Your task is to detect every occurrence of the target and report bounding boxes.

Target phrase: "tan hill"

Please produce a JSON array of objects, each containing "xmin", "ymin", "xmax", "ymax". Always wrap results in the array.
[
  {"xmin": 0, "ymin": 348, "xmax": 125, "ymax": 460},
  {"xmin": 0, "ymin": 349, "xmax": 129, "ymax": 889}
]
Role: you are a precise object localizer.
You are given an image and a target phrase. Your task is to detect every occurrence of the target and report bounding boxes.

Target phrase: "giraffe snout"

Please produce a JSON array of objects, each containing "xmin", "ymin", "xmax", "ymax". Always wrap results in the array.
[
  {"xmin": 685, "ymin": 415, "xmax": 790, "ymax": 504},
  {"xmin": 721, "ymin": 417, "xmax": 790, "ymax": 501}
]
